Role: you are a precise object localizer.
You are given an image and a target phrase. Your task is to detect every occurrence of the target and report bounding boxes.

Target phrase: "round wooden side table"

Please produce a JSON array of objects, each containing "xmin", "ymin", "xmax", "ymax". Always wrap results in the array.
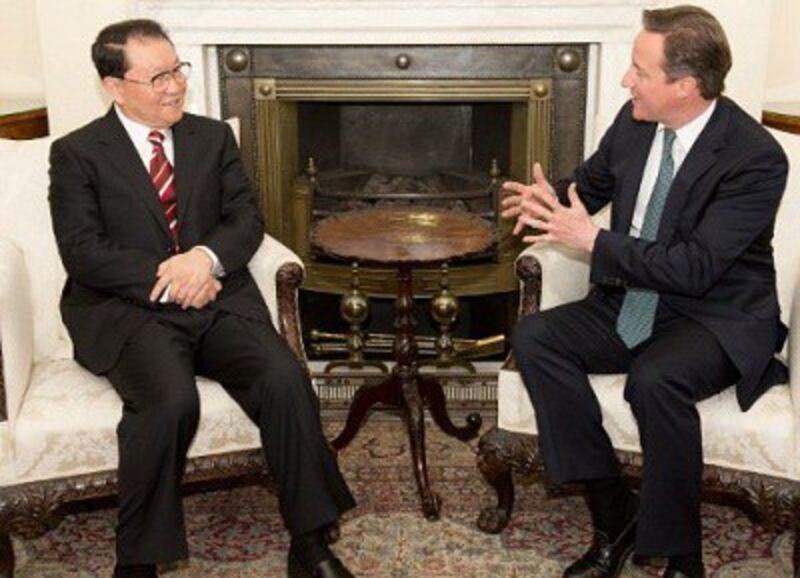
[{"xmin": 312, "ymin": 206, "xmax": 495, "ymax": 519}]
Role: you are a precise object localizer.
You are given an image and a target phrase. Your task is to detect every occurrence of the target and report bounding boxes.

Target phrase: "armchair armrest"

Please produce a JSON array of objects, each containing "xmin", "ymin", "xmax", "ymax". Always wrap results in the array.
[
  {"xmin": 513, "ymin": 206, "xmax": 607, "ymax": 318},
  {"xmin": 788, "ymin": 265, "xmax": 800, "ymax": 477},
  {"xmin": 515, "ymin": 243, "xmax": 592, "ymax": 317},
  {"xmin": 504, "ymin": 243, "xmax": 591, "ymax": 370},
  {"xmin": 0, "ymin": 236, "xmax": 35, "ymax": 428},
  {"xmin": 247, "ymin": 234, "xmax": 307, "ymax": 362}
]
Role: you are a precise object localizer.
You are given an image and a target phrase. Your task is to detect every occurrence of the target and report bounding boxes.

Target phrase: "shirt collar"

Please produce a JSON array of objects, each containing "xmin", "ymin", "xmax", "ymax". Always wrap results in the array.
[
  {"xmin": 114, "ymin": 104, "xmax": 173, "ymax": 145},
  {"xmin": 657, "ymin": 98, "xmax": 717, "ymax": 154}
]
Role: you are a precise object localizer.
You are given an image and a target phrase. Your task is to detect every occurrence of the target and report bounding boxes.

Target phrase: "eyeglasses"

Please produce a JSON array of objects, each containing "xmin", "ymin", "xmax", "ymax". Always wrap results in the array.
[{"xmin": 122, "ymin": 62, "xmax": 192, "ymax": 93}]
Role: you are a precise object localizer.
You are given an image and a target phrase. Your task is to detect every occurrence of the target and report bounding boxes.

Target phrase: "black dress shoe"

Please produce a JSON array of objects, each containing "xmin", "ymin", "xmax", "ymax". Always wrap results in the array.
[
  {"xmin": 563, "ymin": 515, "xmax": 636, "ymax": 578},
  {"xmin": 111, "ymin": 563, "xmax": 158, "ymax": 578},
  {"xmin": 287, "ymin": 550, "xmax": 355, "ymax": 578},
  {"xmin": 325, "ymin": 522, "xmax": 341, "ymax": 545},
  {"xmin": 662, "ymin": 559, "xmax": 705, "ymax": 578}
]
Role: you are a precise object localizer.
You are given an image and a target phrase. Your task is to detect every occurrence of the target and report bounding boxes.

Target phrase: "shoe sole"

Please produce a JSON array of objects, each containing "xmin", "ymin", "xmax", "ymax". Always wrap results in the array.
[
  {"xmin": 610, "ymin": 543, "xmax": 635, "ymax": 578},
  {"xmin": 287, "ymin": 551, "xmax": 312, "ymax": 578}
]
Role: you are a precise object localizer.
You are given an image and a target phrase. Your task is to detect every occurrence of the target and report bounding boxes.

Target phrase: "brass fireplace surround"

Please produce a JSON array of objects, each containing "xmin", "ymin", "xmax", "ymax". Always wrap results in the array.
[{"xmin": 218, "ymin": 45, "xmax": 587, "ymax": 299}]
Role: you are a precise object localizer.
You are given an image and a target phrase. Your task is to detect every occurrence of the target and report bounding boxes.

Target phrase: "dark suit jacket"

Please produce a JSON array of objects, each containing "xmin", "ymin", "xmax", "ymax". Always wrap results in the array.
[
  {"xmin": 560, "ymin": 97, "xmax": 789, "ymax": 411},
  {"xmin": 49, "ymin": 108, "xmax": 270, "ymax": 375}
]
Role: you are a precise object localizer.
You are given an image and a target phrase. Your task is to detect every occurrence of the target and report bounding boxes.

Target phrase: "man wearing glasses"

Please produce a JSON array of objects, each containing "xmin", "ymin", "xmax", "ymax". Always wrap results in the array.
[{"xmin": 48, "ymin": 19, "xmax": 356, "ymax": 578}]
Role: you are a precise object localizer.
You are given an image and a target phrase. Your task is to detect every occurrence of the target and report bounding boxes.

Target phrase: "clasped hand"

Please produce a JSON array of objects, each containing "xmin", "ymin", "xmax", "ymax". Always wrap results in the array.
[
  {"xmin": 149, "ymin": 247, "xmax": 222, "ymax": 309},
  {"xmin": 500, "ymin": 162, "xmax": 599, "ymax": 253}
]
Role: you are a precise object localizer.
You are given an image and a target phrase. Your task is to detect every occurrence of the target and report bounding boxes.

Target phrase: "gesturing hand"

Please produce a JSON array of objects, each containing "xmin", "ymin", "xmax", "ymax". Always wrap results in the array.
[
  {"xmin": 149, "ymin": 247, "xmax": 218, "ymax": 308},
  {"xmin": 501, "ymin": 163, "xmax": 599, "ymax": 253}
]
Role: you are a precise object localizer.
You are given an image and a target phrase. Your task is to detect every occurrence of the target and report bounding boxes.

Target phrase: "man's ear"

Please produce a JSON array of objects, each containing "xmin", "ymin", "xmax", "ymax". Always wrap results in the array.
[
  {"xmin": 101, "ymin": 76, "xmax": 124, "ymax": 105},
  {"xmin": 677, "ymin": 75, "xmax": 700, "ymax": 99}
]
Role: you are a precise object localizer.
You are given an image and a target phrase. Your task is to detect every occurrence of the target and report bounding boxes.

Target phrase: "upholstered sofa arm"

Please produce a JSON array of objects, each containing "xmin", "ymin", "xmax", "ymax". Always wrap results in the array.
[
  {"xmin": 247, "ymin": 234, "xmax": 307, "ymax": 362},
  {"xmin": 514, "ymin": 242, "xmax": 592, "ymax": 317},
  {"xmin": 0, "ymin": 236, "xmax": 35, "ymax": 427},
  {"xmin": 788, "ymin": 264, "xmax": 800, "ymax": 472},
  {"xmin": 504, "ymin": 243, "xmax": 592, "ymax": 370}
]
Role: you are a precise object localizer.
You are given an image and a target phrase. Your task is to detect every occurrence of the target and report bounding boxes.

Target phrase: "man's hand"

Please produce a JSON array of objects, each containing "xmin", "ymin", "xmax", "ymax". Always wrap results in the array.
[
  {"xmin": 186, "ymin": 278, "xmax": 223, "ymax": 309},
  {"xmin": 149, "ymin": 247, "xmax": 218, "ymax": 308},
  {"xmin": 501, "ymin": 163, "xmax": 599, "ymax": 253}
]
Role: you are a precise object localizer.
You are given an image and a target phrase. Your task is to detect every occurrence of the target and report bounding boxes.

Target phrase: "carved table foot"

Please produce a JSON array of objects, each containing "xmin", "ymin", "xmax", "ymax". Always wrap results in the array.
[
  {"xmin": 419, "ymin": 375, "xmax": 482, "ymax": 441},
  {"xmin": 0, "ymin": 532, "xmax": 13, "ymax": 578},
  {"xmin": 401, "ymin": 374, "xmax": 441, "ymax": 520},
  {"xmin": 331, "ymin": 376, "xmax": 402, "ymax": 451}
]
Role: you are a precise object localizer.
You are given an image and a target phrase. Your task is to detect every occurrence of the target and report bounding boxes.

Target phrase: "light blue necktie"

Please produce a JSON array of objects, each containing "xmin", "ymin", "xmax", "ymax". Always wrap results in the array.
[{"xmin": 616, "ymin": 128, "xmax": 677, "ymax": 348}]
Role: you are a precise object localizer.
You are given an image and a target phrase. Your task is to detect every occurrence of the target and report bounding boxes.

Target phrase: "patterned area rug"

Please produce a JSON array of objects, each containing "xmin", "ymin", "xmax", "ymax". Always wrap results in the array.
[{"xmin": 12, "ymin": 418, "xmax": 794, "ymax": 577}]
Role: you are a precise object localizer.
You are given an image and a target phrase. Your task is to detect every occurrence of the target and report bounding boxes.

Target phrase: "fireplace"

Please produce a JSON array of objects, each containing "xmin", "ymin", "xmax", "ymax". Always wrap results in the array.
[{"xmin": 218, "ymin": 44, "xmax": 587, "ymax": 352}]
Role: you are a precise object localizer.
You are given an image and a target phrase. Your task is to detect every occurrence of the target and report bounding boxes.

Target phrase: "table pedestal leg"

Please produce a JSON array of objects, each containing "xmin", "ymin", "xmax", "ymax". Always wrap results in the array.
[
  {"xmin": 331, "ymin": 263, "xmax": 481, "ymax": 519},
  {"xmin": 418, "ymin": 375, "xmax": 482, "ymax": 440}
]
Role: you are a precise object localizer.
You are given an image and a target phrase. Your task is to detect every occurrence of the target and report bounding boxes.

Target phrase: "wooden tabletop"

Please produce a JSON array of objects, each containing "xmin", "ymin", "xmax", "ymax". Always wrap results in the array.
[{"xmin": 312, "ymin": 207, "xmax": 495, "ymax": 265}]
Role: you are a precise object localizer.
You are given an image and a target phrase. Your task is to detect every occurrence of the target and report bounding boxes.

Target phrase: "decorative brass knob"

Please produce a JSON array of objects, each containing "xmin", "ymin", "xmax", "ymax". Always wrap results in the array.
[
  {"xmin": 556, "ymin": 47, "xmax": 582, "ymax": 73},
  {"xmin": 225, "ymin": 48, "xmax": 250, "ymax": 73},
  {"xmin": 431, "ymin": 265, "xmax": 458, "ymax": 329},
  {"xmin": 395, "ymin": 54, "xmax": 411, "ymax": 70},
  {"xmin": 490, "ymin": 158, "xmax": 501, "ymax": 181},
  {"xmin": 341, "ymin": 263, "xmax": 368, "ymax": 326},
  {"xmin": 259, "ymin": 83, "xmax": 273, "ymax": 97},
  {"xmin": 306, "ymin": 157, "xmax": 318, "ymax": 180},
  {"xmin": 533, "ymin": 82, "xmax": 550, "ymax": 98}
]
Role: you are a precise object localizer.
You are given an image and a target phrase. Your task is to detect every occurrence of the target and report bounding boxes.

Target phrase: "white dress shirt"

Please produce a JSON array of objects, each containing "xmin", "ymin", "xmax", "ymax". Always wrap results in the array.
[
  {"xmin": 114, "ymin": 105, "xmax": 224, "ymax": 277},
  {"xmin": 629, "ymin": 99, "xmax": 717, "ymax": 238}
]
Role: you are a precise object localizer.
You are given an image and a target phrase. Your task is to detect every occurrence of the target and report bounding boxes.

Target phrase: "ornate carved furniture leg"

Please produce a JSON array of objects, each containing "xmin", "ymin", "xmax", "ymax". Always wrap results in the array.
[
  {"xmin": 402, "ymin": 374, "xmax": 441, "ymax": 520},
  {"xmin": 0, "ymin": 532, "xmax": 13, "ymax": 578},
  {"xmin": 475, "ymin": 427, "xmax": 516, "ymax": 533},
  {"xmin": 418, "ymin": 375, "xmax": 481, "ymax": 441},
  {"xmin": 331, "ymin": 376, "xmax": 401, "ymax": 450},
  {"xmin": 794, "ymin": 509, "xmax": 800, "ymax": 578},
  {"xmin": 475, "ymin": 427, "xmax": 543, "ymax": 533},
  {"xmin": 394, "ymin": 264, "xmax": 441, "ymax": 519}
]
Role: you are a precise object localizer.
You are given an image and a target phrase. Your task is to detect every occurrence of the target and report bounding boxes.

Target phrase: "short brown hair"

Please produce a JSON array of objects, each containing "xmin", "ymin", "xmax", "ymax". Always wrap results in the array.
[
  {"xmin": 642, "ymin": 5, "xmax": 731, "ymax": 99},
  {"xmin": 91, "ymin": 19, "xmax": 172, "ymax": 79}
]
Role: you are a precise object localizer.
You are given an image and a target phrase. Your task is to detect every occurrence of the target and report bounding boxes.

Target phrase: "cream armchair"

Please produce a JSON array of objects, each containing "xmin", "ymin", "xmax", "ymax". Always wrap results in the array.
[
  {"xmin": 475, "ymin": 128, "xmax": 800, "ymax": 576},
  {"xmin": 0, "ymin": 136, "xmax": 307, "ymax": 577}
]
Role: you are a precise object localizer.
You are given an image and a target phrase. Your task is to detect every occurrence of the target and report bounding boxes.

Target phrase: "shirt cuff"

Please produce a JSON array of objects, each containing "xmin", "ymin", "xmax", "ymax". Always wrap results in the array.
[
  {"xmin": 159, "ymin": 284, "xmax": 171, "ymax": 303},
  {"xmin": 195, "ymin": 245, "xmax": 225, "ymax": 277}
]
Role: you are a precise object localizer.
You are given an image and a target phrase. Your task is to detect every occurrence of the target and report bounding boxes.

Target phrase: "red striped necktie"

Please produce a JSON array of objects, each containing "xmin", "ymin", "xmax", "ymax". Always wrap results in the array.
[{"xmin": 148, "ymin": 130, "xmax": 179, "ymax": 249}]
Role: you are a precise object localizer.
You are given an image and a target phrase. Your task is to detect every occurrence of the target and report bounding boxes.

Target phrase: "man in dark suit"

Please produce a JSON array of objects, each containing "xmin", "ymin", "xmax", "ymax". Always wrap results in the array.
[
  {"xmin": 48, "ymin": 19, "xmax": 356, "ymax": 578},
  {"xmin": 501, "ymin": 6, "xmax": 788, "ymax": 578}
]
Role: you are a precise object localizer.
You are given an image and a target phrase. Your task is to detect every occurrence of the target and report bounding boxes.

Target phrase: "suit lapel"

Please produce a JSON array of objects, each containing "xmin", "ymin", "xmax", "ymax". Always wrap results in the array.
[
  {"xmin": 657, "ymin": 99, "xmax": 729, "ymax": 242},
  {"xmin": 97, "ymin": 108, "xmax": 172, "ymax": 238},
  {"xmin": 615, "ymin": 122, "xmax": 656, "ymax": 233},
  {"xmin": 172, "ymin": 115, "xmax": 198, "ymax": 244}
]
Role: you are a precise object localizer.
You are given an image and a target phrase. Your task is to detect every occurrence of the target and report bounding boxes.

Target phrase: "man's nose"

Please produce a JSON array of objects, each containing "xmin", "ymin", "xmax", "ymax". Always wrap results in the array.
[{"xmin": 621, "ymin": 68, "xmax": 634, "ymax": 88}]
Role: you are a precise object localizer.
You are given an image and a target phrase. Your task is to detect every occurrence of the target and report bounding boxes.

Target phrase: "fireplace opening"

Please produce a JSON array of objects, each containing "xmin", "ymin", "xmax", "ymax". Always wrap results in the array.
[{"xmin": 299, "ymin": 101, "xmax": 511, "ymax": 263}]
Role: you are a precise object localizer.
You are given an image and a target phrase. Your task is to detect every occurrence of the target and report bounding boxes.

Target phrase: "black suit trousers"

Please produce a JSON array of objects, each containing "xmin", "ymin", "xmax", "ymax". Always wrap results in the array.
[
  {"xmin": 106, "ymin": 307, "xmax": 355, "ymax": 565},
  {"xmin": 510, "ymin": 290, "xmax": 738, "ymax": 557}
]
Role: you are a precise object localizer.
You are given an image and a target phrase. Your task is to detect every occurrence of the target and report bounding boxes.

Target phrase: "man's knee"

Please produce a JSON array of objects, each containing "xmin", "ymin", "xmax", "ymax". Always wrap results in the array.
[
  {"xmin": 255, "ymin": 354, "xmax": 310, "ymax": 405},
  {"xmin": 510, "ymin": 312, "xmax": 552, "ymax": 357},
  {"xmin": 137, "ymin": 382, "xmax": 200, "ymax": 433},
  {"xmin": 624, "ymin": 360, "xmax": 690, "ymax": 410}
]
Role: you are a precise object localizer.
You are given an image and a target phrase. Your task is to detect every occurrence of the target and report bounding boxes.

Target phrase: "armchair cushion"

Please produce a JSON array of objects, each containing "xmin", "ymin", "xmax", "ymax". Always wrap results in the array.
[
  {"xmin": 498, "ymin": 370, "xmax": 795, "ymax": 479},
  {"xmin": 12, "ymin": 359, "xmax": 260, "ymax": 485}
]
